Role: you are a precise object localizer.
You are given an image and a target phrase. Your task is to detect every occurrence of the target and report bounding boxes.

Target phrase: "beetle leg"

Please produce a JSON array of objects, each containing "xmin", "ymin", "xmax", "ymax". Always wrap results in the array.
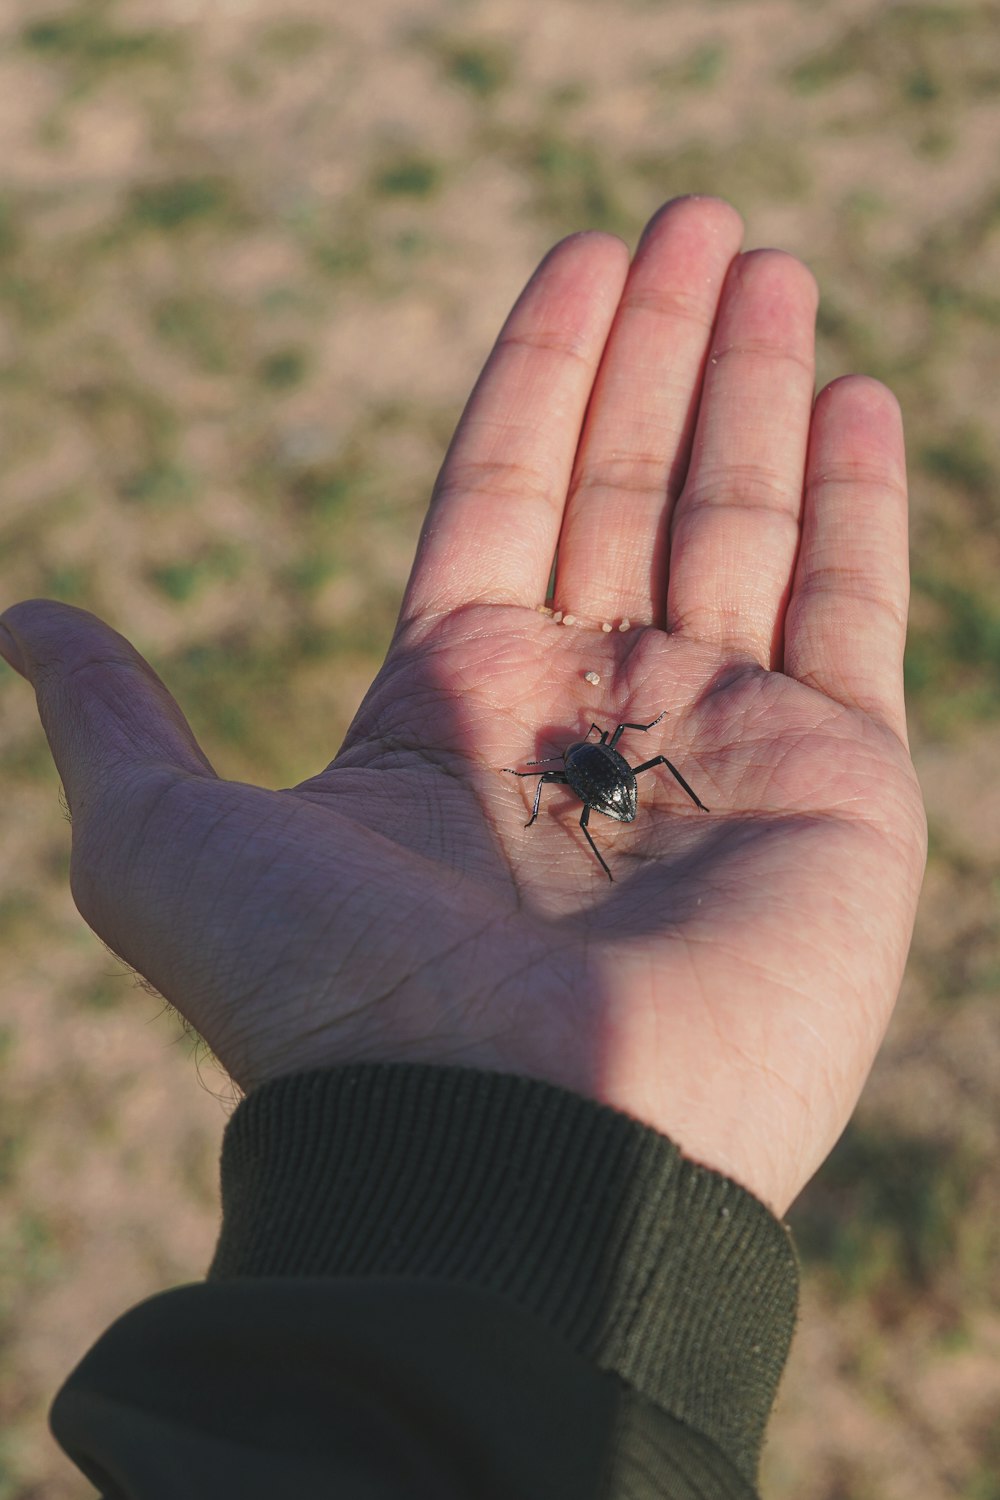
[
  {"xmin": 526, "ymin": 771, "xmax": 566, "ymax": 826},
  {"xmin": 608, "ymin": 710, "xmax": 667, "ymax": 750},
  {"xmin": 502, "ymin": 761, "xmax": 562, "ymax": 773},
  {"xmin": 579, "ymin": 804, "xmax": 614, "ymax": 882},
  {"xmin": 503, "ymin": 768, "xmax": 568, "ymax": 826},
  {"xmin": 632, "ymin": 755, "xmax": 710, "ymax": 812},
  {"xmin": 583, "ymin": 723, "xmax": 609, "ymax": 744}
]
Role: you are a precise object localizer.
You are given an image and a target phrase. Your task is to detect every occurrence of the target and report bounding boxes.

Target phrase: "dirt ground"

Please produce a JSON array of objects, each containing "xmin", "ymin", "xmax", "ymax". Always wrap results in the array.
[{"xmin": 1, "ymin": 1, "xmax": 999, "ymax": 1495}]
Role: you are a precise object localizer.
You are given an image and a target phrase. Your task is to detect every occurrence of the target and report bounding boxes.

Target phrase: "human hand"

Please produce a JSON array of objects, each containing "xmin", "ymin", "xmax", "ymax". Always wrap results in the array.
[{"xmin": 0, "ymin": 196, "xmax": 926, "ymax": 1215}]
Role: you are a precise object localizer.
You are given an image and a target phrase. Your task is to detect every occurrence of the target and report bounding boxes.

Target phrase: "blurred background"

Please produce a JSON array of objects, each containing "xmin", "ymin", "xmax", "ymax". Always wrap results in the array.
[{"xmin": 0, "ymin": 0, "xmax": 998, "ymax": 1495}]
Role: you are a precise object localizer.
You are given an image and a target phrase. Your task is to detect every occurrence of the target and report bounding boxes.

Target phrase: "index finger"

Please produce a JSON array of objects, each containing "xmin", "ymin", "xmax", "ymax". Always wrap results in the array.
[{"xmin": 398, "ymin": 232, "xmax": 629, "ymax": 626}]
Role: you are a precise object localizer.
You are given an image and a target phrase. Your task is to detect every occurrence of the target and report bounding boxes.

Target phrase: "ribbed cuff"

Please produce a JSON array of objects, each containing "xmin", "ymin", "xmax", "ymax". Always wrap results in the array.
[{"xmin": 209, "ymin": 1064, "xmax": 798, "ymax": 1487}]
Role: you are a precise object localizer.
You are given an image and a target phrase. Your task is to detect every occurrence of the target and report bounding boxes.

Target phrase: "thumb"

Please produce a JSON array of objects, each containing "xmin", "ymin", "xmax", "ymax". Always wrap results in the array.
[{"xmin": 0, "ymin": 599, "xmax": 216, "ymax": 818}]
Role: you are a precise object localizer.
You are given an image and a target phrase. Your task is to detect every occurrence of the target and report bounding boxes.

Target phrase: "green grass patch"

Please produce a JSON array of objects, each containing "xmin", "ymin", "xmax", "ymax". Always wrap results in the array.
[
  {"xmin": 0, "ymin": 266, "xmax": 77, "ymax": 330},
  {"xmin": 125, "ymin": 176, "xmax": 243, "ymax": 235},
  {"xmin": 964, "ymin": 1422, "xmax": 1000, "ymax": 1500},
  {"xmin": 520, "ymin": 130, "xmax": 631, "ymax": 237},
  {"xmin": 20, "ymin": 5, "xmax": 186, "ymax": 74},
  {"xmin": 0, "ymin": 731, "xmax": 64, "ymax": 783},
  {"xmin": 652, "ymin": 39, "xmax": 728, "ymax": 91},
  {"xmin": 924, "ymin": 906, "xmax": 1000, "ymax": 1009},
  {"xmin": 257, "ymin": 347, "xmax": 309, "ymax": 390},
  {"xmin": 792, "ymin": 1122, "xmax": 976, "ymax": 1318},
  {"xmin": 72, "ymin": 970, "xmax": 130, "ymax": 1013},
  {"xmin": 153, "ymin": 293, "xmax": 242, "ymax": 375},
  {"xmin": 313, "ymin": 229, "xmax": 374, "ymax": 280},
  {"xmin": 38, "ymin": 563, "xmax": 90, "ymax": 604},
  {"xmin": 167, "ymin": 631, "xmax": 324, "ymax": 772},
  {"xmin": 391, "ymin": 228, "xmax": 432, "ymax": 262},
  {"xmin": 149, "ymin": 546, "xmax": 245, "ymax": 602},
  {"xmin": 906, "ymin": 573, "xmax": 1000, "ymax": 731},
  {"xmin": 919, "ymin": 425, "xmax": 998, "ymax": 521},
  {"xmin": 788, "ymin": 3, "xmax": 999, "ymax": 119},
  {"xmin": 148, "ymin": 562, "xmax": 201, "ymax": 603},
  {"xmin": 122, "ymin": 460, "xmax": 198, "ymax": 508},
  {"xmin": 283, "ymin": 549, "xmax": 337, "ymax": 595},
  {"xmin": 439, "ymin": 38, "xmax": 514, "ymax": 99},
  {"xmin": 164, "ymin": 604, "xmax": 396, "ymax": 781},
  {"xmin": 170, "ymin": 638, "xmax": 262, "ymax": 754},
  {"xmin": 278, "ymin": 451, "xmax": 372, "ymax": 521},
  {"xmin": 281, "ymin": 194, "xmax": 374, "ymax": 282},
  {"xmin": 63, "ymin": 364, "xmax": 187, "ymax": 501},
  {"xmin": 256, "ymin": 19, "xmax": 330, "ymax": 63},
  {"xmin": 373, "ymin": 153, "xmax": 443, "ymax": 199},
  {"xmin": 634, "ymin": 134, "xmax": 808, "ymax": 214},
  {"xmin": 0, "ymin": 196, "xmax": 23, "ymax": 262},
  {"xmin": 680, "ymin": 40, "xmax": 728, "ymax": 88}
]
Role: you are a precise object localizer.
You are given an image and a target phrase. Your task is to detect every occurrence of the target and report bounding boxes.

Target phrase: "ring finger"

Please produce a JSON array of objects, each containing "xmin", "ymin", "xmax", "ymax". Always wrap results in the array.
[{"xmin": 666, "ymin": 249, "xmax": 819, "ymax": 667}]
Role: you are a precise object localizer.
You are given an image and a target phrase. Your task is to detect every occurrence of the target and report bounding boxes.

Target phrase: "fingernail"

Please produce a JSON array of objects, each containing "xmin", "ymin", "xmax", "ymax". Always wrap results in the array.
[{"xmin": 0, "ymin": 622, "xmax": 25, "ymax": 676}]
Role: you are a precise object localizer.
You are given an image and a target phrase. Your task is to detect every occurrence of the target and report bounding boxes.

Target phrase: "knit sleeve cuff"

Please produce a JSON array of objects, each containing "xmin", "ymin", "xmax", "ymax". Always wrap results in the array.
[{"xmin": 209, "ymin": 1063, "xmax": 798, "ymax": 1485}]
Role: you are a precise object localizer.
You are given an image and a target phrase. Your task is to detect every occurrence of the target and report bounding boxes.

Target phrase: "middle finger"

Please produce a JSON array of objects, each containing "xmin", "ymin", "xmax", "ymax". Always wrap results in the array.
[{"xmin": 553, "ymin": 196, "xmax": 744, "ymax": 627}]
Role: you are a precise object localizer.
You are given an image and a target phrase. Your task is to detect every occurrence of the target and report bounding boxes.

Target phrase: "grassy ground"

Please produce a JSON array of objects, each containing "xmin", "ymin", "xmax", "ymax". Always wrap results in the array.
[{"xmin": 1, "ymin": 1, "xmax": 999, "ymax": 1495}]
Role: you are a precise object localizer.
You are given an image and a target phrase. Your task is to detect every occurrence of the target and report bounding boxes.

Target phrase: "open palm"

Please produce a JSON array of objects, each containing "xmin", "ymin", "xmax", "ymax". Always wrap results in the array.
[{"xmin": 1, "ymin": 198, "xmax": 925, "ymax": 1214}]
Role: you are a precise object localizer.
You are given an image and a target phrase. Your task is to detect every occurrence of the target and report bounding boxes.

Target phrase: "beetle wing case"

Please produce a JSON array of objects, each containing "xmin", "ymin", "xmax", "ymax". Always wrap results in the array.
[{"xmin": 563, "ymin": 742, "xmax": 638, "ymax": 823}]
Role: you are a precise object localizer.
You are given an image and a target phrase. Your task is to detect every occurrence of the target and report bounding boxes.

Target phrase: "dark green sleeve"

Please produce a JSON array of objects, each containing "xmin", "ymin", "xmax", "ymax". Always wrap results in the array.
[{"xmin": 50, "ymin": 1064, "xmax": 798, "ymax": 1499}]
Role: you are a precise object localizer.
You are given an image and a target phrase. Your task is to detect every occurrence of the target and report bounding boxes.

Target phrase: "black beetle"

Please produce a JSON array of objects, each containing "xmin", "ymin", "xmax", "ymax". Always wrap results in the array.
[{"xmin": 504, "ymin": 711, "xmax": 709, "ymax": 881}]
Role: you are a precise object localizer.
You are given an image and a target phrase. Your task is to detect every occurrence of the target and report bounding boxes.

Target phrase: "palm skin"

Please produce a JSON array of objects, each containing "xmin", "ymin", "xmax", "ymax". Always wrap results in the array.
[{"xmin": 0, "ymin": 198, "xmax": 926, "ymax": 1216}]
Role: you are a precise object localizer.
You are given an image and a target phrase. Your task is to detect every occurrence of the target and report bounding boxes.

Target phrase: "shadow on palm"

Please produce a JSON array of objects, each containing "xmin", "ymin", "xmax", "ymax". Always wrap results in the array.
[{"xmin": 306, "ymin": 599, "xmax": 902, "ymax": 933}]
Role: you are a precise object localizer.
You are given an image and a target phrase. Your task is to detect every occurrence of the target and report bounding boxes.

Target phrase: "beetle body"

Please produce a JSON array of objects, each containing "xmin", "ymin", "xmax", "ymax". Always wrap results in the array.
[
  {"xmin": 504, "ymin": 712, "xmax": 709, "ymax": 881},
  {"xmin": 562, "ymin": 740, "xmax": 637, "ymax": 823}
]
